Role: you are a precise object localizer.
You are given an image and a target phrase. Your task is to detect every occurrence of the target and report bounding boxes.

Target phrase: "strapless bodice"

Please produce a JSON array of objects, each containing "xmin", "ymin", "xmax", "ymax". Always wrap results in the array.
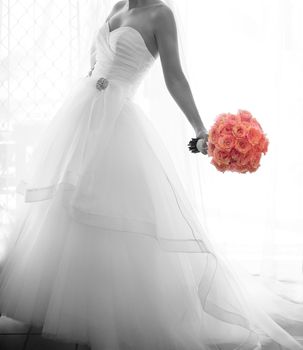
[{"xmin": 91, "ymin": 22, "xmax": 156, "ymax": 96}]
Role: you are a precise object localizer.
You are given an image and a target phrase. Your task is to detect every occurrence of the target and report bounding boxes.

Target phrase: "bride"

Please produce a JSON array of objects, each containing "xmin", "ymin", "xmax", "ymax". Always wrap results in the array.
[{"xmin": 1, "ymin": 0, "xmax": 303, "ymax": 349}]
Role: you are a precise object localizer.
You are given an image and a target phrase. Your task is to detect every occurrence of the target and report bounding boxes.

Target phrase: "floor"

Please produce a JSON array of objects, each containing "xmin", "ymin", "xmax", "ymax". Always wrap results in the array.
[
  {"xmin": 0, "ymin": 314, "xmax": 90, "ymax": 350},
  {"xmin": 0, "ymin": 312, "xmax": 303, "ymax": 350}
]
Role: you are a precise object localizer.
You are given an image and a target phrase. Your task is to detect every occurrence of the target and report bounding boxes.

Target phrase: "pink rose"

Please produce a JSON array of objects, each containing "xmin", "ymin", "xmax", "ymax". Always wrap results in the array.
[
  {"xmin": 238, "ymin": 109, "xmax": 253, "ymax": 122},
  {"xmin": 213, "ymin": 148, "xmax": 230, "ymax": 165},
  {"xmin": 228, "ymin": 114, "xmax": 241, "ymax": 124},
  {"xmin": 217, "ymin": 134, "xmax": 235, "ymax": 150},
  {"xmin": 238, "ymin": 153, "xmax": 250, "ymax": 166},
  {"xmin": 208, "ymin": 142, "xmax": 216, "ymax": 156},
  {"xmin": 209, "ymin": 128, "xmax": 219, "ymax": 144},
  {"xmin": 232, "ymin": 123, "xmax": 248, "ymax": 138},
  {"xmin": 234, "ymin": 138, "xmax": 252, "ymax": 154},
  {"xmin": 230, "ymin": 148, "xmax": 241, "ymax": 161},
  {"xmin": 215, "ymin": 113, "xmax": 228, "ymax": 124},
  {"xmin": 218, "ymin": 122, "xmax": 234, "ymax": 135},
  {"xmin": 249, "ymin": 152, "xmax": 262, "ymax": 169},
  {"xmin": 256, "ymin": 134, "xmax": 269, "ymax": 154},
  {"xmin": 211, "ymin": 158, "xmax": 229, "ymax": 173},
  {"xmin": 229, "ymin": 162, "xmax": 237, "ymax": 172},
  {"xmin": 237, "ymin": 165, "xmax": 250, "ymax": 173},
  {"xmin": 247, "ymin": 127, "xmax": 262, "ymax": 146},
  {"xmin": 262, "ymin": 136, "xmax": 269, "ymax": 154},
  {"xmin": 241, "ymin": 121, "xmax": 251, "ymax": 130}
]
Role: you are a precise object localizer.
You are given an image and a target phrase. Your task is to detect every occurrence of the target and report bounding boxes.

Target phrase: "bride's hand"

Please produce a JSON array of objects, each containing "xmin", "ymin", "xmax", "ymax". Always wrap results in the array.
[{"xmin": 188, "ymin": 129, "xmax": 209, "ymax": 155}]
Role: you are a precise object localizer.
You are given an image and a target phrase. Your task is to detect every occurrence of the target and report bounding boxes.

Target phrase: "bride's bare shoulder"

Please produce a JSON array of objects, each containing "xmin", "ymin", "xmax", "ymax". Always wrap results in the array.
[
  {"xmin": 106, "ymin": 0, "xmax": 128, "ymax": 21},
  {"xmin": 107, "ymin": 1, "xmax": 127, "ymax": 19},
  {"xmin": 113, "ymin": 0, "xmax": 127, "ymax": 10},
  {"xmin": 151, "ymin": 3, "xmax": 175, "ymax": 32}
]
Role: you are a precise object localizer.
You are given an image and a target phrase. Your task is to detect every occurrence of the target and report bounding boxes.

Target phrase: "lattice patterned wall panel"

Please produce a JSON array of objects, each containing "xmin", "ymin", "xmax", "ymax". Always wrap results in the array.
[{"xmin": 0, "ymin": 0, "xmax": 85, "ymax": 238}]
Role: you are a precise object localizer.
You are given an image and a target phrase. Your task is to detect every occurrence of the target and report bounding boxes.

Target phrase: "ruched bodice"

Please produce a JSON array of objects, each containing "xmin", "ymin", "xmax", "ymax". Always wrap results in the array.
[{"xmin": 91, "ymin": 22, "xmax": 155, "ymax": 96}]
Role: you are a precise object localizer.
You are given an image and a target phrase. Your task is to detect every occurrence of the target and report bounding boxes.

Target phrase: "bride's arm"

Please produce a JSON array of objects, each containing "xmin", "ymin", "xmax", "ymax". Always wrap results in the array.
[{"xmin": 154, "ymin": 7, "xmax": 207, "ymax": 140}]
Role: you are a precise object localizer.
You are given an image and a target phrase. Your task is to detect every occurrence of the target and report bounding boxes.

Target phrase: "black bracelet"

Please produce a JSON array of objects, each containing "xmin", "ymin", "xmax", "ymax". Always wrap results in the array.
[{"xmin": 187, "ymin": 137, "xmax": 201, "ymax": 153}]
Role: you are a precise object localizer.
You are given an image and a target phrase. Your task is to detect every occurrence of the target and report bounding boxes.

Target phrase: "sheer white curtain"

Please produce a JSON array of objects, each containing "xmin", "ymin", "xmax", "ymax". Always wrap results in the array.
[
  {"xmin": 184, "ymin": 0, "xmax": 303, "ymax": 285},
  {"xmin": 0, "ymin": 0, "xmax": 97, "ymax": 259},
  {"xmin": 0, "ymin": 0, "xmax": 302, "ymax": 291},
  {"xmin": 140, "ymin": 0, "xmax": 303, "ymax": 288}
]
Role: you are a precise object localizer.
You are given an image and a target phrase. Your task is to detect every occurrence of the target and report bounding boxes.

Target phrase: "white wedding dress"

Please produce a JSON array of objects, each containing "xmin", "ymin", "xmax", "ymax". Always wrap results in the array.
[{"xmin": 0, "ymin": 21, "xmax": 303, "ymax": 350}]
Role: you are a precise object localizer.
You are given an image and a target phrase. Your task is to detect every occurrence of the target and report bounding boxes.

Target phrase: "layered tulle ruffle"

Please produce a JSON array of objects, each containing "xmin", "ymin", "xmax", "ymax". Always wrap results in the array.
[{"xmin": 1, "ymin": 76, "xmax": 303, "ymax": 350}]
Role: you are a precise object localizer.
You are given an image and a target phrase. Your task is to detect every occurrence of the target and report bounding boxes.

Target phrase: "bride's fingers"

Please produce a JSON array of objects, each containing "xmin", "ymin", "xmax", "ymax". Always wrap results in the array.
[{"xmin": 196, "ymin": 139, "xmax": 208, "ymax": 154}]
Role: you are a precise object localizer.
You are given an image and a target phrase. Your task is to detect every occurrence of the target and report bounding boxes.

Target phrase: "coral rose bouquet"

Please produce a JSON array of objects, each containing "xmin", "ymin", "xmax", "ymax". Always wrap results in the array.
[{"xmin": 189, "ymin": 109, "xmax": 269, "ymax": 173}]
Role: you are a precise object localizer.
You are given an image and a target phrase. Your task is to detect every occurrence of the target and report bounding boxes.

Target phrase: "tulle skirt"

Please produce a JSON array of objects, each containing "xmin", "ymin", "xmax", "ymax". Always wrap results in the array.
[{"xmin": 0, "ymin": 76, "xmax": 303, "ymax": 350}]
